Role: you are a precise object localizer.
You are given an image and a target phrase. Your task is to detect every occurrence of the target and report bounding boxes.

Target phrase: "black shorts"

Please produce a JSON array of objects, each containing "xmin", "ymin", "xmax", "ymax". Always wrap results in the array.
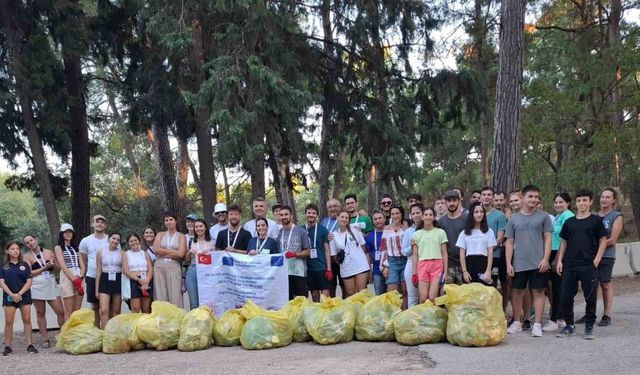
[
  {"xmin": 597, "ymin": 257, "xmax": 615, "ymax": 283},
  {"xmin": 86, "ymin": 276, "xmax": 98, "ymax": 304},
  {"xmin": 2, "ymin": 293, "xmax": 32, "ymax": 307},
  {"xmin": 466, "ymin": 255, "xmax": 491, "ymax": 286},
  {"xmin": 307, "ymin": 271, "xmax": 330, "ymax": 291},
  {"xmin": 341, "ymin": 270, "xmax": 369, "ymax": 280},
  {"xmin": 98, "ymin": 272, "xmax": 122, "ymax": 295},
  {"xmin": 512, "ymin": 269, "xmax": 548, "ymax": 290},
  {"xmin": 130, "ymin": 279, "xmax": 153, "ymax": 299},
  {"xmin": 492, "ymin": 248, "xmax": 508, "ymax": 283},
  {"xmin": 289, "ymin": 275, "xmax": 308, "ymax": 300}
]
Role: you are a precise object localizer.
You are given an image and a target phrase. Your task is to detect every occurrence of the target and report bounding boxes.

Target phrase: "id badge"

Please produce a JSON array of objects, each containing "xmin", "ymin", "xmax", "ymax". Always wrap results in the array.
[
  {"xmin": 73, "ymin": 267, "xmax": 80, "ymax": 276},
  {"xmin": 310, "ymin": 248, "xmax": 318, "ymax": 259},
  {"xmin": 492, "ymin": 267, "xmax": 499, "ymax": 276},
  {"xmin": 140, "ymin": 272, "xmax": 147, "ymax": 280},
  {"xmin": 42, "ymin": 271, "xmax": 51, "ymax": 280},
  {"xmin": 374, "ymin": 251, "xmax": 381, "ymax": 261},
  {"xmin": 108, "ymin": 272, "xmax": 116, "ymax": 281}
]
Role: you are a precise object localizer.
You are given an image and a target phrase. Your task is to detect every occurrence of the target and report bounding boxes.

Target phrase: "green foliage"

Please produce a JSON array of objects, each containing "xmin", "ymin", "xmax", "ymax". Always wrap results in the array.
[{"xmin": 0, "ymin": 174, "xmax": 50, "ymax": 246}]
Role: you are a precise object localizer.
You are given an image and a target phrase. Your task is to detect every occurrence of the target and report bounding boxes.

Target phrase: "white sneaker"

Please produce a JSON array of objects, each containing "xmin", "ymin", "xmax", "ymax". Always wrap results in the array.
[
  {"xmin": 507, "ymin": 320, "xmax": 522, "ymax": 334},
  {"xmin": 557, "ymin": 320, "xmax": 566, "ymax": 329},
  {"xmin": 532, "ymin": 322, "xmax": 543, "ymax": 337},
  {"xmin": 542, "ymin": 320, "xmax": 559, "ymax": 332}
]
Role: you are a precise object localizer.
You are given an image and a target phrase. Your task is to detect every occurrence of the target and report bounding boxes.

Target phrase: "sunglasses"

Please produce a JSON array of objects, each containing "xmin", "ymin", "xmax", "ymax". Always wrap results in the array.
[
  {"xmin": 381, "ymin": 201, "xmax": 392, "ymax": 205},
  {"xmin": 216, "ymin": 212, "xmax": 228, "ymax": 215}
]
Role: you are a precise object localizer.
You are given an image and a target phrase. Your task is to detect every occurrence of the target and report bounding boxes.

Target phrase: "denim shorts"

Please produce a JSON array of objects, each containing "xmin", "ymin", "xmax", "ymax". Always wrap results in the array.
[{"xmin": 386, "ymin": 256, "xmax": 407, "ymax": 285}]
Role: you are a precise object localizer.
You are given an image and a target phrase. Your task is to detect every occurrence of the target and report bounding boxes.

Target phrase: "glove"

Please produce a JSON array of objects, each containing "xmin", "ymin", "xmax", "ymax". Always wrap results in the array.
[
  {"xmin": 72, "ymin": 277, "xmax": 85, "ymax": 296},
  {"xmin": 325, "ymin": 270, "xmax": 334, "ymax": 281},
  {"xmin": 412, "ymin": 274, "xmax": 419, "ymax": 287},
  {"xmin": 141, "ymin": 287, "xmax": 150, "ymax": 298},
  {"xmin": 285, "ymin": 251, "xmax": 297, "ymax": 259}
]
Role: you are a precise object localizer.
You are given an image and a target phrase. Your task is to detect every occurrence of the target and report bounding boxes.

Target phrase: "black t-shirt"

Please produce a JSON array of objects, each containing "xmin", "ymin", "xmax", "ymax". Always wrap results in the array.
[
  {"xmin": 438, "ymin": 213, "xmax": 468, "ymax": 266},
  {"xmin": 559, "ymin": 214, "xmax": 607, "ymax": 269},
  {"xmin": 215, "ymin": 228, "xmax": 252, "ymax": 251},
  {"xmin": 0, "ymin": 261, "xmax": 32, "ymax": 299}
]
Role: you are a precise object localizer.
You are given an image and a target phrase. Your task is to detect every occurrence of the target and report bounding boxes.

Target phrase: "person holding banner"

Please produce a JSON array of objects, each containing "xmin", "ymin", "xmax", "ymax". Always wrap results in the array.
[
  {"xmin": 248, "ymin": 218, "xmax": 280, "ymax": 255},
  {"xmin": 329, "ymin": 211, "xmax": 370, "ymax": 297},
  {"xmin": 185, "ymin": 219, "xmax": 214, "ymax": 309},
  {"xmin": 278, "ymin": 206, "xmax": 312, "ymax": 300},
  {"xmin": 304, "ymin": 204, "xmax": 332, "ymax": 301},
  {"xmin": 153, "ymin": 213, "xmax": 187, "ymax": 308},
  {"xmin": 122, "ymin": 233, "xmax": 153, "ymax": 313},
  {"xmin": 216, "ymin": 205, "xmax": 252, "ymax": 253}
]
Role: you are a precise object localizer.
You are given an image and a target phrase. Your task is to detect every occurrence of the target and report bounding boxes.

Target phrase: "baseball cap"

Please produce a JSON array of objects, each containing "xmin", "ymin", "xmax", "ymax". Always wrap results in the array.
[
  {"xmin": 93, "ymin": 214, "xmax": 106, "ymax": 222},
  {"xmin": 60, "ymin": 223, "xmax": 74, "ymax": 233},
  {"xmin": 213, "ymin": 203, "xmax": 227, "ymax": 215},
  {"xmin": 186, "ymin": 213, "xmax": 198, "ymax": 221},
  {"xmin": 443, "ymin": 190, "xmax": 460, "ymax": 200}
]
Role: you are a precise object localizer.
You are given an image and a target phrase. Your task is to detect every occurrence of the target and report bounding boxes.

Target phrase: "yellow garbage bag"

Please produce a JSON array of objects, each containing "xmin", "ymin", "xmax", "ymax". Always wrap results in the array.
[
  {"xmin": 303, "ymin": 296, "xmax": 356, "ymax": 345},
  {"xmin": 282, "ymin": 296, "xmax": 311, "ymax": 342},
  {"xmin": 103, "ymin": 313, "xmax": 145, "ymax": 353},
  {"xmin": 137, "ymin": 301, "xmax": 187, "ymax": 350},
  {"xmin": 355, "ymin": 291, "xmax": 402, "ymax": 341},
  {"xmin": 55, "ymin": 308, "xmax": 103, "ymax": 355},
  {"xmin": 240, "ymin": 300, "xmax": 293, "ymax": 350},
  {"xmin": 213, "ymin": 308, "xmax": 247, "ymax": 347},
  {"xmin": 178, "ymin": 306, "xmax": 216, "ymax": 351},
  {"xmin": 392, "ymin": 301, "xmax": 447, "ymax": 345},
  {"xmin": 435, "ymin": 283, "xmax": 507, "ymax": 347}
]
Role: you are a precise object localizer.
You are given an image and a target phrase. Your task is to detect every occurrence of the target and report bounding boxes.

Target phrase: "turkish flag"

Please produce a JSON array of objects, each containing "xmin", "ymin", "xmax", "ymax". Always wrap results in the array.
[{"xmin": 198, "ymin": 253, "xmax": 212, "ymax": 265}]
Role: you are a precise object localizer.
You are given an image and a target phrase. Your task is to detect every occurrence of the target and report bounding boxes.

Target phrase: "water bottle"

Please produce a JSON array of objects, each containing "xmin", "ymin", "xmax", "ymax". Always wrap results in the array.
[{"xmin": 478, "ymin": 273, "xmax": 493, "ymax": 285}]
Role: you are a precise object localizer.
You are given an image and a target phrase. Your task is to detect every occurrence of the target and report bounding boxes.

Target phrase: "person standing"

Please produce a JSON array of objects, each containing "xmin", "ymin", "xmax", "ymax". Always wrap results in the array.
[
  {"xmin": 216, "ymin": 205, "xmax": 252, "ymax": 253},
  {"xmin": 54, "ymin": 224, "xmax": 86, "ymax": 321},
  {"xmin": 365, "ymin": 212, "xmax": 386, "ymax": 295},
  {"xmin": 321, "ymin": 198, "xmax": 343, "ymax": 297},
  {"xmin": 22, "ymin": 235, "xmax": 64, "ymax": 347},
  {"xmin": 380, "ymin": 206, "xmax": 408, "ymax": 309},
  {"xmin": 457, "ymin": 202, "xmax": 496, "ymax": 285},
  {"xmin": 439, "ymin": 190, "xmax": 468, "ymax": 285},
  {"xmin": 185, "ymin": 219, "xmax": 214, "ymax": 310},
  {"xmin": 434, "ymin": 197, "xmax": 446, "ymax": 220},
  {"xmin": 505, "ymin": 185, "xmax": 553, "ymax": 337},
  {"xmin": 379, "ymin": 193, "xmax": 394, "ymax": 225},
  {"xmin": 95, "ymin": 233, "xmax": 124, "ymax": 328},
  {"xmin": 142, "ymin": 227, "xmax": 157, "ymax": 263},
  {"xmin": 304, "ymin": 204, "xmax": 332, "ymax": 302},
  {"xmin": 79, "ymin": 215, "xmax": 109, "ymax": 324},
  {"xmin": 243, "ymin": 197, "xmax": 280, "ymax": 239},
  {"xmin": 272, "ymin": 204, "xmax": 283, "ymax": 229},
  {"xmin": 248, "ymin": 218, "xmax": 280, "ymax": 255},
  {"xmin": 278, "ymin": 205, "xmax": 312, "ymax": 300},
  {"xmin": 470, "ymin": 190, "xmax": 482, "ymax": 205},
  {"xmin": 556, "ymin": 189, "xmax": 607, "ymax": 339},
  {"xmin": 329, "ymin": 211, "xmax": 370, "ymax": 297},
  {"xmin": 210, "ymin": 203, "xmax": 229, "ymax": 245},
  {"xmin": 481, "ymin": 187, "xmax": 510, "ymax": 311},
  {"xmin": 153, "ymin": 213, "xmax": 187, "ymax": 308},
  {"xmin": 402, "ymin": 204, "xmax": 424, "ymax": 308},
  {"xmin": 1, "ymin": 241, "xmax": 38, "ymax": 355},
  {"xmin": 411, "ymin": 207, "xmax": 448, "ymax": 303},
  {"xmin": 122, "ymin": 233, "xmax": 153, "ymax": 313},
  {"xmin": 344, "ymin": 194, "xmax": 373, "ymax": 234}
]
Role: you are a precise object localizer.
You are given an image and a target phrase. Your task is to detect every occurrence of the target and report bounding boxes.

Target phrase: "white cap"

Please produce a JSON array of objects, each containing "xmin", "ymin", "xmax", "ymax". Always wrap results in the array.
[
  {"xmin": 93, "ymin": 214, "xmax": 106, "ymax": 222},
  {"xmin": 213, "ymin": 203, "xmax": 227, "ymax": 215},
  {"xmin": 60, "ymin": 223, "xmax": 74, "ymax": 233}
]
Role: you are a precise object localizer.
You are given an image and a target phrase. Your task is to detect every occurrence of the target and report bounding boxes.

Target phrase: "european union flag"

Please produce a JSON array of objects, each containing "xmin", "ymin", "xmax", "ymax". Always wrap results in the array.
[
  {"xmin": 222, "ymin": 257, "xmax": 234, "ymax": 266},
  {"xmin": 270, "ymin": 255, "xmax": 284, "ymax": 267}
]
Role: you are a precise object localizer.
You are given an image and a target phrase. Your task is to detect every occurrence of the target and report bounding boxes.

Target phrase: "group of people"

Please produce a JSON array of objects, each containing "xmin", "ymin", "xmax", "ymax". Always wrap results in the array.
[{"xmin": 1, "ymin": 185, "xmax": 623, "ymax": 355}]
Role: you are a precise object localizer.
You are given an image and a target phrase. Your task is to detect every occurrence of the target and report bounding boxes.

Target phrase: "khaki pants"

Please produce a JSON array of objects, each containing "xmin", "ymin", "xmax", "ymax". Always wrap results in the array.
[{"xmin": 153, "ymin": 258, "xmax": 183, "ymax": 308}]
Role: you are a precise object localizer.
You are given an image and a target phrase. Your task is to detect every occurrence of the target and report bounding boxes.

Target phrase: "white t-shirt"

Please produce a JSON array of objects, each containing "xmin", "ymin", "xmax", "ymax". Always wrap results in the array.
[
  {"xmin": 79, "ymin": 233, "xmax": 109, "ymax": 278},
  {"xmin": 209, "ymin": 223, "xmax": 229, "ymax": 245},
  {"xmin": 455, "ymin": 228, "xmax": 497, "ymax": 257},
  {"xmin": 329, "ymin": 229, "xmax": 369, "ymax": 278},
  {"xmin": 243, "ymin": 218, "xmax": 280, "ymax": 239}
]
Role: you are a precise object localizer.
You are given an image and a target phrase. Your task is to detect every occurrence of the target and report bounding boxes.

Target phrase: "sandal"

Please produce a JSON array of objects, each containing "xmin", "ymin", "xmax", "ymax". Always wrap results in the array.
[{"xmin": 42, "ymin": 340, "xmax": 51, "ymax": 348}]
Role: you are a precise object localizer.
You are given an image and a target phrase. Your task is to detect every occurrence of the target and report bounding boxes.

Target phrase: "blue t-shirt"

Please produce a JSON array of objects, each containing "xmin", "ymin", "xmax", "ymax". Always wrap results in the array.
[
  {"xmin": 247, "ymin": 237, "xmax": 280, "ymax": 254},
  {"xmin": 552, "ymin": 210, "xmax": 574, "ymax": 251},
  {"xmin": 307, "ymin": 224, "xmax": 330, "ymax": 271},
  {"xmin": 365, "ymin": 231, "xmax": 383, "ymax": 276},
  {"xmin": 487, "ymin": 208, "xmax": 507, "ymax": 257},
  {"xmin": 320, "ymin": 217, "xmax": 340, "ymax": 233}
]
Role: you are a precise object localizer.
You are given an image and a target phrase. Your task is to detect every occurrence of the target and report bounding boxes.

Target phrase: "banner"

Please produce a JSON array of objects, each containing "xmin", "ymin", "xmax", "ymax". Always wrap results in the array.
[{"xmin": 196, "ymin": 251, "xmax": 289, "ymax": 318}]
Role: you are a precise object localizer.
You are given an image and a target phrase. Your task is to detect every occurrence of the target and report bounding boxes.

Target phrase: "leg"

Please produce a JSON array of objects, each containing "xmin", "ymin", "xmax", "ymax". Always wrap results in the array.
[
  {"xmin": 580, "ymin": 268, "xmax": 599, "ymax": 327},
  {"xmin": 560, "ymin": 270, "xmax": 579, "ymax": 325},
  {"xmin": 418, "ymin": 281, "xmax": 430, "ymax": 304},
  {"xmin": 386, "ymin": 283, "xmax": 398, "ymax": 291},
  {"xmin": 404, "ymin": 257, "xmax": 418, "ymax": 307},
  {"xmin": 153, "ymin": 262, "xmax": 166, "ymax": 301},
  {"xmin": 501, "ymin": 281, "xmax": 511, "ymax": 312},
  {"xmin": 74, "ymin": 294, "xmax": 83, "ymax": 313},
  {"xmin": 329, "ymin": 262, "xmax": 339, "ymax": 297},
  {"xmin": 19, "ymin": 304, "xmax": 33, "ymax": 345},
  {"xmin": 511, "ymin": 289, "xmax": 524, "ymax": 323},
  {"xmin": 355, "ymin": 272, "xmax": 369, "ymax": 292},
  {"xmin": 62, "ymin": 297, "xmax": 75, "ymax": 321},
  {"xmin": 320, "ymin": 289, "xmax": 330, "ymax": 298},
  {"xmin": 601, "ymin": 282, "xmax": 613, "ymax": 316},
  {"xmin": 99, "ymin": 294, "xmax": 111, "ymax": 328},
  {"xmin": 523, "ymin": 290, "xmax": 532, "ymax": 320},
  {"xmin": 311, "ymin": 290, "xmax": 320, "ymax": 303},
  {"xmin": 111, "ymin": 294, "xmax": 122, "ymax": 317},
  {"xmin": 141, "ymin": 296, "xmax": 152, "ymax": 314},
  {"xmin": 400, "ymin": 282, "xmax": 408, "ymax": 310},
  {"xmin": 129, "ymin": 298, "xmax": 142, "ymax": 313},
  {"xmin": 428, "ymin": 280, "xmax": 440, "ymax": 302},
  {"xmin": 342, "ymin": 277, "xmax": 356, "ymax": 298},
  {"xmin": 47, "ymin": 298, "xmax": 65, "ymax": 328},
  {"xmin": 185, "ymin": 264, "xmax": 199, "ymax": 310},
  {"xmin": 550, "ymin": 271, "xmax": 563, "ymax": 321},
  {"xmin": 33, "ymin": 300, "xmax": 49, "ymax": 341},
  {"xmin": 3, "ymin": 306, "xmax": 16, "ymax": 347},
  {"xmin": 532, "ymin": 288, "xmax": 546, "ymax": 324}
]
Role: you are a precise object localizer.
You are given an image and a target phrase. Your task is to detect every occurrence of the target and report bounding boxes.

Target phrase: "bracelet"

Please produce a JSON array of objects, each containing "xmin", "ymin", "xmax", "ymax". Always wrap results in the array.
[{"xmin": 462, "ymin": 270, "xmax": 468, "ymax": 274}]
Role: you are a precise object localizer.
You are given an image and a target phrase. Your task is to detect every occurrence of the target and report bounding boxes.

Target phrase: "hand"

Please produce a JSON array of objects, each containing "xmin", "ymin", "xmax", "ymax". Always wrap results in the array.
[
  {"xmin": 412, "ymin": 274, "xmax": 419, "ymax": 287},
  {"xmin": 285, "ymin": 251, "xmax": 297, "ymax": 259},
  {"xmin": 72, "ymin": 277, "xmax": 84, "ymax": 295},
  {"xmin": 538, "ymin": 259, "xmax": 550, "ymax": 273},
  {"xmin": 462, "ymin": 271, "xmax": 471, "ymax": 284},
  {"xmin": 225, "ymin": 246, "xmax": 235, "ymax": 252},
  {"xmin": 410, "ymin": 239, "xmax": 416, "ymax": 246},
  {"xmin": 593, "ymin": 258, "xmax": 601, "ymax": 269},
  {"xmin": 248, "ymin": 250, "xmax": 257, "ymax": 256},
  {"xmin": 12, "ymin": 293, "xmax": 22, "ymax": 303},
  {"xmin": 382, "ymin": 267, "xmax": 390, "ymax": 279},
  {"xmin": 325, "ymin": 270, "xmax": 334, "ymax": 281},
  {"xmin": 556, "ymin": 262, "xmax": 563, "ymax": 276},
  {"xmin": 483, "ymin": 271, "xmax": 492, "ymax": 282},
  {"xmin": 507, "ymin": 264, "xmax": 515, "ymax": 277},
  {"xmin": 181, "ymin": 279, "xmax": 187, "ymax": 293},
  {"xmin": 328, "ymin": 233, "xmax": 334, "ymax": 241},
  {"xmin": 141, "ymin": 288, "xmax": 150, "ymax": 297}
]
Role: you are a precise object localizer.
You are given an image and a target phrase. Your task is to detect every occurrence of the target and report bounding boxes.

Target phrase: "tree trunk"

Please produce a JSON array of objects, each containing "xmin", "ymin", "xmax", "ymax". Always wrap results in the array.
[
  {"xmin": 332, "ymin": 148, "xmax": 345, "ymax": 200},
  {"xmin": 246, "ymin": 122, "xmax": 266, "ymax": 201},
  {"xmin": 222, "ymin": 165, "xmax": 231, "ymax": 205},
  {"xmin": 152, "ymin": 123, "xmax": 182, "ymax": 217},
  {"xmin": 367, "ymin": 164, "xmax": 377, "ymax": 215},
  {"xmin": 0, "ymin": 0, "xmax": 61, "ymax": 243},
  {"xmin": 176, "ymin": 133, "xmax": 190, "ymax": 211},
  {"xmin": 490, "ymin": 0, "xmax": 525, "ymax": 193}
]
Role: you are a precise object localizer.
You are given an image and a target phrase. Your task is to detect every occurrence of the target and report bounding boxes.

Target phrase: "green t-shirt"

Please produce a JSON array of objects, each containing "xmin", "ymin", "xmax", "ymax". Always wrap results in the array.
[
  {"xmin": 553, "ymin": 210, "xmax": 575, "ymax": 250},
  {"xmin": 350, "ymin": 215, "xmax": 373, "ymax": 234},
  {"xmin": 412, "ymin": 228, "xmax": 448, "ymax": 260},
  {"xmin": 487, "ymin": 208, "xmax": 507, "ymax": 257},
  {"xmin": 307, "ymin": 224, "xmax": 330, "ymax": 271}
]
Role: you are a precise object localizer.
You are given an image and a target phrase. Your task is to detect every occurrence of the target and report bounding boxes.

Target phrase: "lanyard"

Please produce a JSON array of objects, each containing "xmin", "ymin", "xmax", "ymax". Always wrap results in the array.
[
  {"xmin": 66, "ymin": 245, "xmax": 79, "ymax": 270},
  {"xmin": 280, "ymin": 225, "xmax": 295, "ymax": 251},
  {"xmin": 227, "ymin": 228, "xmax": 239, "ymax": 248},
  {"xmin": 33, "ymin": 248, "xmax": 46, "ymax": 268},
  {"xmin": 307, "ymin": 224, "xmax": 319, "ymax": 249},
  {"xmin": 166, "ymin": 231, "xmax": 177, "ymax": 249},
  {"xmin": 329, "ymin": 218, "xmax": 338, "ymax": 232},
  {"xmin": 257, "ymin": 237, "xmax": 268, "ymax": 253},
  {"xmin": 374, "ymin": 231, "xmax": 380, "ymax": 252}
]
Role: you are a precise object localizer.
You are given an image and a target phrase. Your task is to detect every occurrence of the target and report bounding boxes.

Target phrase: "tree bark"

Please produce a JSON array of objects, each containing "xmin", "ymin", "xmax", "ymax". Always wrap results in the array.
[
  {"xmin": 367, "ymin": 164, "xmax": 377, "ymax": 215},
  {"xmin": 176, "ymin": 133, "xmax": 190, "ymax": 211},
  {"xmin": 152, "ymin": 123, "xmax": 182, "ymax": 218},
  {"xmin": 490, "ymin": 0, "xmax": 525, "ymax": 193},
  {"xmin": 0, "ymin": 0, "xmax": 60, "ymax": 243},
  {"xmin": 332, "ymin": 148, "xmax": 345, "ymax": 200}
]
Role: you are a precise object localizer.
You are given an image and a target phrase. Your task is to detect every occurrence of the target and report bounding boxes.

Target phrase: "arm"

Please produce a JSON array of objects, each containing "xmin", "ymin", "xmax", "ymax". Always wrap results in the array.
[
  {"xmin": 441, "ymin": 243, "xmax": 448, "ymax": 271},
  {"xmin": 538, "ymin": 232, "xmax": 551, "ymax": 272},
  {"xmin": 95, "ymin": 251, "xmax": 102, "ymax": 298},
  {"xmin": 496, "ymin": 230, "xmax": 505, "ymax": 246},
  {"xmin": 594, "ymin": 237, "xmax": 607, "ymax": 268},
  {"xmin": 556, "ymin": 239, "xmax": 567, "ymax": 275},
  {"xmin": 505, "ymin": 238, "xmax": 515, "ymax": 276},
  {"xmin": 79, "ymin": 239, "xmax": 88, "ymax": 277},
  {"xmin": 175, "ymin": 234, "xmax": 187, "ymax": 259},
  {"xmin": 153, "ymin": 233, "xmax": 171, "ymax": 257},
  {"xmin": 606, "ymin": 216, "xmax": 623, "ymax": 247},
  {"xmin": 27, "ymin": 254, "xmax": 46, "ymax": 277},
  {"xmin": 485, "ymin": 247, "xmax": 494, "ymax": 279},
  {"xmin": 17, "ymin": 278, "xmax": 32, "ymax": 298},
  {"xmin": 55, "ymin": 246, "xmax": 76, "ymax": 280},
  {"xmin": 460, "ymin": 247, "xmax": 470, "ymax": 283},
  {"xmin": 144, "ymin": 252, "xmax": 154, "ymax": 284},
  {"xmin": 47, "ymin": 249, "xmax": 61, "ymax": 272},
  {"xmin": 122, "ymin": 253, "xmax": 135, "ymax": 280},
  {"xmin": 0, "ymin": 279, "xmax": 16, "ymax": 299},
  {"xmin": 412, "ymin": 243, "xmax": 418, "ymax": 276},
  {"xmin": 324, "ymin": 242, "xmax": 331, "ymax": 272}
]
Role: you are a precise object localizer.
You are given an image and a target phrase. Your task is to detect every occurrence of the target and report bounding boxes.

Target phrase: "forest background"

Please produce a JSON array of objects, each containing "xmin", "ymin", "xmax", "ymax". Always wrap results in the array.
[{"xmin": 1, "ymin": 0, "xmax": 639, "ymax": 249}]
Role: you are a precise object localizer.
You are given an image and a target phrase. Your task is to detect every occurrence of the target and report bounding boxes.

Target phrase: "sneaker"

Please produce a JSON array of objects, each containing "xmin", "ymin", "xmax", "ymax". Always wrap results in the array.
[
  {"xmin": 556, "ymin": 325, "xmax": 575, "ymax": 338},
  {"xmin": 542, "ymin": 320, "xmax": 559, "ymax": 332},
  {"xmin": 584, "ymin": 325, "xmax": 595, "ymax": 340},
  {"xmin": 42, "ymin": 340, "xmax": 51, "ymax": 349},
  {"xmin": 27, "ymin": 345, "xmax": 39, "ymax": 354},
  {"xmin": 598, "ymin": 315, "xmax": 611, "ymax": 327},
  {"xmin": 522, "ymin": 319, "xmax": 532, "ymax": 330},
  {"xmin": 2, "ymin": 346, "xmax": 11, "ymax": 356},
  {"xmin": 531, "ymin": 322, "xmax": 543, "ymax": 337},
  {"xmin": 557, "ymin": 319, "xmax": 567, "ymax": 329},
  {"xmin": 575, "ymin": 315, "xmax": 587, "ymax": 324},
  {"xmin": 507, "ymin": 320, "xmax": 523, "ymax": 334}
]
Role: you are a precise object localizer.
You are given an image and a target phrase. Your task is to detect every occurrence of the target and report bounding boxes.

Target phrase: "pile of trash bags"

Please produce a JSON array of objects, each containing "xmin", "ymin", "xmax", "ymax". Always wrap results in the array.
[
  {"xmin": 355, "ymin": 291, "xmax": 402, "ymax": 341},
  {"xmin": 103, "ymin": 313, "xmax": 145, "ymax": 354},
  {"xmin": 393, "ymin": 301, "xmax": 447, "ymax": 345},
  {"xmin": 282, "ymin": 296, "xmax": 311, "ymax": 342},
  {"xmin": 56, "ymin": 308, "xmax": 104, "ymax": 355},
  {"xmin": 178, "ymin": 307, "xmax": 216, "ymax": 351},
  {"xmin": 213, "ymin": 308, "xmax": 247, "ymax": 347},
  {"xmin": 303, "ymin": 296, "xmax": 356, "ymax": 345},
  {"xmin": 240, "ymin": 301, "xmax": 293, "ymax": 350}
]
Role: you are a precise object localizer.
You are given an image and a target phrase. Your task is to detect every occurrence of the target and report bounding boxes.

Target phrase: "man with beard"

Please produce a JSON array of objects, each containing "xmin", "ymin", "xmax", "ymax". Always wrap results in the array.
[
  {"xmin": 379, "ymin": 193, "xmax": 394, "ymax": 225},
  {"xmin": 304, "ymin": 204, "xmax": 332, "ymax": 301},
  {"xmin": 209, "ymin": 203, "xmax": 229, "ymax": 245},
  {"xmin": 79, "ymin": 215, "xmax": 109, "ymax": 325},
  {"xmin": 321, "ymin": 198, "xmax": 344, "ymax": 297},
  {"xmin": 243, "ymin": 197, "xmax": 279, "ymax": 239},
  {"xmin": 344, "ymin": 194, "xmax": 373, "ymax": 233},
  {"xmin": 439, "ymin": 191, "xmax": 468, "ymax": 285},
  {"xmin": 215, "ymin": 205, "xmax": 252, "ymax": 253},
  {"xmin": 278, "ymin": 205, "xmax": 311, "ymax": 299}
]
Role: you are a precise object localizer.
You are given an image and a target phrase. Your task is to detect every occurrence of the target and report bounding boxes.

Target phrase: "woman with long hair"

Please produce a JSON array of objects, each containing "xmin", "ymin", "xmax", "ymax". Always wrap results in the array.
[
  {"xmin": 22, "ymin": 234, "xmax": 65, "ymax": 347},
  {"xmin": 143, "ymin": 227, "xmax": 157, "ymax": 263},
  {"xmin": 185, "ymin": 218, "xmax": 214, "ymax": 309},
  {"xmin": 411, "ymin": 207, "xmax": 448, "ymax": 303},
  {"xmin": 54, "ymin": 224, "xmax": 85, "ymax": 321},
  {"xmin": 456, "ymin": 202, "xmax": 496, "ymax": 286},
  {"xmin": 247, "ymin": 218, "xmax": 280, "ymax": 255},
  {"xmin": 122, "ymin": 233, "xmax": 153, "ymax": 313},
  {"xmin": 95, "ymin": 232, "xmax": 123, "ymax": 328},
  {"xmin": 329, "ymin": 211, "xmax": 370, "ymax": 297},
  {"xmin": 380, "ymin": 205, "xmax": 408, "ymax": 308},
  {"xmin": 1, "ymin": 241, "xmax": 38, "ymax": 355},
  {"xmin": 153, "ymin": 213, "xmax": 187, "ymax": 308}
]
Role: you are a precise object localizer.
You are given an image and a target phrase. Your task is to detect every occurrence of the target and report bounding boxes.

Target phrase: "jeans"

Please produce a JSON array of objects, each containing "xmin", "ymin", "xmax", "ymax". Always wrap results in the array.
[
  {"xmin": 185, "ymin": 263, "xmax": 199, "ymax": 310},
  {"xmin": 373, "ymin": 274, "xmax": 386, "ymax": 295},
  {"xmin": 561, "ymin": 266, "xmax": 598, "ymax": 326},
  {"xmin": 404, "ymin": 256, "xmax": 418, "ymax": 307}
]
